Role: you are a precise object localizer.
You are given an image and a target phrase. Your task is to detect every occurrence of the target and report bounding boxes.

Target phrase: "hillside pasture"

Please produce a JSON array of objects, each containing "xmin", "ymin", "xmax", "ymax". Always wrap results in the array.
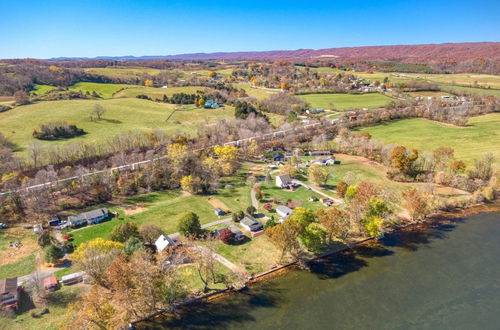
[
  {"xmin": 299, "ymin": 93, "xmax": 391, "ymax": 110},
  {"xmin": 68, "ymin": 82, "xmax": 134, "ymax": 98},
  {"xmin": 84, "ymin": 66, "xmax": 164, "ymax": 79},
  {"xmin": 358, "ymin": 113, "xmax": 500, "ymax": 164},
  {"xmin": 0, "ymin": 98, "xmax": 234, "ymax": 155},
  {"xmin": 113, "ymin": 85, "xmax": 205, "ymax": 99},
  {"xmin": 31, "ymin": 84, "xmax": 56, "ymax": 96},
  {"xmin": 233, "ymin": 83, "xmax": 278, "ymax": 100}
]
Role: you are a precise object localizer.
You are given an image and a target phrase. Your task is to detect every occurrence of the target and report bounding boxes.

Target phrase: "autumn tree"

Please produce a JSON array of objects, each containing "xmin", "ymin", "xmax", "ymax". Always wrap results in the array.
[
  {"xmin": 280, "ymin": 164, "xmax": 298, "ymax": 177},
  {"xmin": 213, "ymin": 144, "xmax": 239, "ymax": 175},
  {"xmin": 186, "ymin": 239, "xmax": 226, "ymax": 292},
  {"xmin": 110, "ymin": 222, "xmax": 140, "ymax": 243},
  {"xmin": 254, "ymin": 185, "xmax": 263, "ymax": 201},
  {"xmin": 336, "ymin": 181, "xmax": 348, "ymax": 197},
  {"xmin": 14, "ymin": 90, "xmax": 30, "ymax": 105},
  {"xmin": 73, "ymin": 238, "xmax": 123, "ymax": 287},
  {"xmin": 178, "ymin": 212, "xmax": 201, "ymax": 237},
  {"xmin": 450, "ymin": 160, "xmax": 466, "ymax": 174},
  {"xmin": 433, "ymin": 146, "xmax": 454, "ymax": 171},
  {"xmin": 219, "ymin": 228, "xmax": 233, "ymax": 244},
  {"xmin": 308, "ymin": 164, "xmax": 329, "ymax": 186},
  {"xmin": 317, "ymin": 207, "xmax": 350, "ymax": 242},
  {"xmin": 390, "ymin": 146, "xmax": 419, "ymax": 176},
  {"xmin": 144, "ymin": 79, "xmax": 154, "ymax": 87},
  {"xmin": 403, "ymin": 188, "xmax": 433, "ymax": 221},
  {"xmin": 139, "ymin": 224, "xmax": 165, "ymax": 244},
  {"xmin": 91, "ymin": 104, "xmax": 106, "ymax": 121},
  {"xmin": 180, "ymin": 175, "xmax": 197, "ymax": 194},
  {"xmin": 266, "ymin": 220, "xmax": 303, "ymax": 262}
]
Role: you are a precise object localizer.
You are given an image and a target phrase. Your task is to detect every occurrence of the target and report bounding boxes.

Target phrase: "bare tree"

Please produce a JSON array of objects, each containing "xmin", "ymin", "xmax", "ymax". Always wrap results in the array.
[{"xmin": 91, "ymin": 104, "xmax": 106, "ymax": 121}]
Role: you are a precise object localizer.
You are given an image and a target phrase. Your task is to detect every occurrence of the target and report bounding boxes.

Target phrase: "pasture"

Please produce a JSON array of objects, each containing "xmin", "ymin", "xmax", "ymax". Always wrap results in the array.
[
  {"xmin": 31, "ymin": 84, "xmax": 56, "ymax": 95},
  {"xmin": 0, "ymin": 98, "xmax": 234, "ymax": 154},
  {"xmin": 299, "ymin": 93, "xmax": 391, "ymax": 110},
  {"xmin": 84, "ymin": 66, "xmax": 164, "ymax": 79},
  {"xmin": 68, "ymin": 82, "xmax": 134, "ymax": 98},
  {"xmin": 113, "ymin": 85, "xmax": 205, "ymax": 99},
  {"xmin": 233, "ymin": 83, "xmax": 278, "ymax": 100},
  {"xmin": 358, "ymin": 113, "xmax": 500, "ymax": 164}
]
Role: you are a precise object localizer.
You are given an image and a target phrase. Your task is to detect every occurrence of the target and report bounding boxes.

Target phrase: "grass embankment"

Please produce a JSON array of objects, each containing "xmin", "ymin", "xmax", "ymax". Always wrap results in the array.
[
  {"xmin": 31, "ymin": 84, "xmax": 57, "ymax": 96},
  {"xmin": 298, "ymin": 93, "xmax": 391, "ymax": 110},
  {"xmin": 358, "ymin": 113, "xmax": 500, "ymax": 164},
  {"xmin": 0, "ymin": 98, "xmax": 233, "ymax": 155}
]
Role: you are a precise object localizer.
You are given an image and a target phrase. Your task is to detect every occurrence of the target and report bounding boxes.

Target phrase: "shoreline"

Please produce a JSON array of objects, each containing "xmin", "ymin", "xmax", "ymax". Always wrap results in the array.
[{"xmin": 131, "ymin": 200, "xmax": 500, "ymax": 327}]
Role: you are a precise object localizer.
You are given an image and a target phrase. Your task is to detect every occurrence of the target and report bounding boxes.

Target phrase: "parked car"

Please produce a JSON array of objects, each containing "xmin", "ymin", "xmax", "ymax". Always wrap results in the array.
[{"xmin": 0, "ymin": 223, "xmax": 8, "ymax": 229}]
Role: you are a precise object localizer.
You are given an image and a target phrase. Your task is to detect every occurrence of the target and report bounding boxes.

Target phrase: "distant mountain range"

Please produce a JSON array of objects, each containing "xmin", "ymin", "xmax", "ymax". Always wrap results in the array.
[{"xmin": 49, "ymin": 42, "xmax": 500, "ymax": 62}]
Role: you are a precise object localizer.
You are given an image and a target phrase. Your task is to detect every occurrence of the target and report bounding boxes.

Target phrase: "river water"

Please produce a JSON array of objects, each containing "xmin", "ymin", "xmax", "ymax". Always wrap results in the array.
[{"xmin": 147, "ymin": 211, "xmax": 500, "ymax": 330}]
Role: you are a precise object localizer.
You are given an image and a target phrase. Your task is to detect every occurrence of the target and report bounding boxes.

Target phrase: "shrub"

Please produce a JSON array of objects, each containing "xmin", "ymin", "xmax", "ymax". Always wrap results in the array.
[
  {"xmin": 178, "ymin": 212, "xmax": 201, "ymax": 237},
  {"xmin": 219, "ymin": 228, "xmax": 233, "ymax": 244},
  {"xmin": 246, "ymin": 206, "xmax": 256, "ymax": 215},
  {"xmin": 263, "ymin": 203, "xmax": 273, "ymax": 211},
  {"xmin": 32, "ymin": 121, "xmax": 85, "ymax": 140},
  {"xmin": 45, "ymin": 244, "xmax": 64, "ymax": 263},
  {"xmin": 110, "ymin": 222, "xmax": 140, "ymax": 243}
]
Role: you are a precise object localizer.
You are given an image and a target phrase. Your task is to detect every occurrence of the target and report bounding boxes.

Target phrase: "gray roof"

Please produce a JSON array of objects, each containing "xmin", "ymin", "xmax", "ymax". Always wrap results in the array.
[
  {"xmin": 277, "ymin": 174, "xmax": 292, "ymax": 183},
  {"xmin": 68, "ymin": 208, "xmax": 108, "ymax": 223},
  {"xmin": 276, "ymin": 205, "xmax": 292, "ymax": 214}
]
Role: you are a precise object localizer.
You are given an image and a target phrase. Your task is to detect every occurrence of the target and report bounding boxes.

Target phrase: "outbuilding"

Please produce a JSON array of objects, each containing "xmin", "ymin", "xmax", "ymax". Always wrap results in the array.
[
  {"xmin": 276, "ymin": 205, "xmax": 292, "ymax": 218},
  {"xmin": 43, "ymin": 276, "xmax": 59, "ymax": 292},
  {"xmin": 0, "ymin": 277, "xmax": 19, "ymax": 309},
  {"xmin": 155, "ymin": 235, "xmax": 175, "ymax": 252}
]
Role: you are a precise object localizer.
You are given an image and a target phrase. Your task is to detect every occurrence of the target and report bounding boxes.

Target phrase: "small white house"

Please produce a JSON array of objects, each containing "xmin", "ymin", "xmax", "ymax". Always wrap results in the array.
[
  {"xmin": 276, "ymin": 205, "xmax": 292, "ymax": 218},
  {"xmin": 276, "ymin": 174, "xmax": 292, "ymax": 188},
  {"xmin": 155, "ymin": 235, "xmax": 174, "ymax": 252}
]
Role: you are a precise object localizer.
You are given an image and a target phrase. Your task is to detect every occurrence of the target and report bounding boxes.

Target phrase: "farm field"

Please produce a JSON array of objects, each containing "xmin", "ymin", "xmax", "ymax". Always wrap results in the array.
[
  {"xmin": 402, "ymin": 73, "xmax": 500, "ymax": 89},
  {"xmin": 68, "ymin": 82, "xmax": 134, "ymax": 98},
  {"xmin": 0, "ymin": 98, "xmax": 233, "ymax": 154},
  {"xmin": 358, "ymin": 113, "xmax": 500, "ymax": 164},
  {"xmin": 84, "ymin": 66, "xmax": 164, "ymax": 79},
  {"xmin": 407, "ymin": 91, "xmax": 452, "ymax": 97},
  {"xmin": 31, "ymin": 84, "xmax": 56, "ymax": 95},
  {"xmin": 298, "ymin": 93, "xmax": 391, "ymax": 110},
  {"xmin": 438, "ymin": 84, "xmax": 500, "ymax": 97},
  {"xmin": 113, "ymin": 85, "xmax": 205, "ymax": 99},
  {"xmin": 233, "ymin": 83, "xmax": 278, "ymax": 100}
]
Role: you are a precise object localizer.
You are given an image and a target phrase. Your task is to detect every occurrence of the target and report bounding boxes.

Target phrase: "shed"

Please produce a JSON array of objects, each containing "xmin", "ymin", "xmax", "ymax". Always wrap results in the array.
[
  {"xmin": 240, "ymin": 217, "xmax": 263, "ymax": 232},
  {"xmin": 276, "ymin": 205, "xmax": 292, "ymax": 218},
  {"xmin": 61, "ymin": 271, "xmax": 85, "ymax": 285},
  {"xmin": 0, "ymin": 277, "xmax": 19, "ymax": 309},
  {"xmin": 214, "ymin": 208, "xmax": 226, "ymax": 216},
  {"xmin": 44, "ymin": 276, "xmax": 59, "ymax": 292}
]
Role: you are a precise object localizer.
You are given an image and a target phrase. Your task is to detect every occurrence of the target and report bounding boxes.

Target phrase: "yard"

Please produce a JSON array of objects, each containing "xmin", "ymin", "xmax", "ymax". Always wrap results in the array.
[
  {"xmin": 358, "ymin": 113, "xmax": 500, "ymax": 164},
  {"xmin": 298, "ymin": 93, "xmax": 391, "ymax": 110}
]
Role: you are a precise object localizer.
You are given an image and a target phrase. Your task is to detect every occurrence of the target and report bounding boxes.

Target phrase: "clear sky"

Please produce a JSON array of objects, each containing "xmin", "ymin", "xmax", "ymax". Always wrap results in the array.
[{"xmin": 1, "ymin": 0, "xmax": 499, "ymax": 59}]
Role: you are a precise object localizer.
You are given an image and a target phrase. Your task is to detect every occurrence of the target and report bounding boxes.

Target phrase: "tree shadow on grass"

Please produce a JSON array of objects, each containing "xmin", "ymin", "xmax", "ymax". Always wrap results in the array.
[
  {"xmin": 101, "ymin": 118, "xmax": 122, "ymax": 124},
  {"xmin": 46, "ymin": 289, "xmax": 79, "ymax": 308}
]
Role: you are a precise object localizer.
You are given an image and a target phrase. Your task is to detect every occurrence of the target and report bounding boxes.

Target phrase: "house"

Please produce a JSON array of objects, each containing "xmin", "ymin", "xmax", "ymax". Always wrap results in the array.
[
  {"xmin": 204, "ymin": 99, "xmax": 222, "ymax": 109},
  {"xmin": 61, "ymin": 271, "xmax": 86, "ymax": 286},
  {"xmin": 321, "ymin": 198, "xmax": 334, "ymax": 207},
  {"xmin": 0, "ymin": 277, "xmax": 19, "ymax": 309},
  {"xmin": 48, "ymin": 215, "xmax": 61, "ymax": 227},
  {"xmin": 285, "ymin": 151, "xmax": 293, "ymax": 157},
  {"xmin": 230, "ymin": 225, "xmax": 244, "ymax": 241},
  {"xmin": 272, "ymin": 153, "xmax": 285, "ymax": 162},
  {"xmin": 349, "ymin": 115, "xmax": 358, "ymax": 121},
  {"xmin": 306, "ymin": 108, "xmax": 325, "ymax": 115},
  {"xmin": 311, "ymin": 157, "xmax": 336, "ymax": 166},
  {"xmin": 214, "ymin": 208, "xmax": 226, "ymax": 216},
  {"xmin": 308, "ymin": 150, "xmax": 332, "ymax": 156},
  {"xmin": 276, "ymin": 205, "xmax": 292, "ymax": 218},
  {"xmin": 67, "ymin": 208, "xmax": 108, "ymax": 227},
  {"xmin": 43, "ymin": 276, "xmax": 59, "ymax": 292},
  {"xmin": 276, "ymin": 174, "xmax": 292, "ymax": 188},
  {"xmin": 240, "ymin": 216, "xmax": 263, "ymax": 232},
  {"xmin": 155, "ymin": 235, "xmax": 175, "ymax": 252}
]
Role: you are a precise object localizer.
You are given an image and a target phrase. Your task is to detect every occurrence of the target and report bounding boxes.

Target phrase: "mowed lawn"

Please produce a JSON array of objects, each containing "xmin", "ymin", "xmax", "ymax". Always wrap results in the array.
[
  {"xmin": 70, "ymin": 191, "xmax": 221, "ymax": 247},
  {"xmin": 359, "ymin": 113, "xmax": 500, "ymax": 164},
  {"xmin": 0, "ymin": 98, "xmax": 233, "ymax": 154},
  {"xmin": 299, "ymin": 93, "xmax": 391, "ymax": 110}
]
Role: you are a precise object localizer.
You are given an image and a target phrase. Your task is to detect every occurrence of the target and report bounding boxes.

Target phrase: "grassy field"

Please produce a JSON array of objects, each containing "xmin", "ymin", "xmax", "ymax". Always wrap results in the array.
[
  {"xmin": 31, "ymin": 84, "xmax": 56, "ymax": 95},
  {"xmin": 68, "ymin": 82, "xmax": 134, "ymax": 98},
  {"xmin": 0, "ymin": 98, "xmax": 233, "ymax": 154},
  {"xmin": 407, "ymin": 91, "xmax": 452, "ymax": 97},
  {"xmin": 402, "ymin": 73, "xmax": 500, "ymax": 89},
  {"xmin": 359, "ymin": 113, "xmax": 500, "ymax": 164},
  {"xmin": 233, "ymin": 83, "xmax": 278, "ymax": 100},
  {"xmin": 84, "ymin": 66, "xmax": 164, "ymax": 79},
  {"xmin": 261, "ymin": 183, "xmax": 324, "ymax": 212},
  {"xmin": 113, "ymin": 86, "xmax": 205, "ymax": 99},
  {"xmin": 0, "ymin": 253, "xmax": 36, "ymax": 279},
  {"xmin": 438, "ymin": 84, "xmax": 500, "ymax": 97},
  {"xmin": 299, "ymin": 93, "xmax": 391, "ymax": 110}
]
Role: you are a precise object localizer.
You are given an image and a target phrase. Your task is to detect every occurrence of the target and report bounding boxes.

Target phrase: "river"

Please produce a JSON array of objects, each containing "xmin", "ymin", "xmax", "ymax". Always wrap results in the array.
[{"xmin": 145, "ymin": 211, "xmax": 500, "ymax": 330}]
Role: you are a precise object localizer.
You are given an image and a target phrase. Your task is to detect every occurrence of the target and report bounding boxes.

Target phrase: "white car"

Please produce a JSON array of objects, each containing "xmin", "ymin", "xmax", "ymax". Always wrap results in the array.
[{"xmin": 0, "ymin": 223, "xmax": 8, "ymax": 229}]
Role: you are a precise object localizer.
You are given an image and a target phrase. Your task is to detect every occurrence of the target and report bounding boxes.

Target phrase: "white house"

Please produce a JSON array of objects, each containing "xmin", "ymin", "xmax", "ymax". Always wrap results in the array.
[
  {"xmin": 276, "ymin": 174, "xmax": 292, "ymax": 188},
  {"xmin": 276, "ymin": 205, "xmax": 292, "ymax": 218},
  {"xmin": 311, "ymin": 157, "xmax": 336, "ymax": 166},
  {"xmin": 155, "ymin": 235, "xmax": 174, "ymax": 252}
]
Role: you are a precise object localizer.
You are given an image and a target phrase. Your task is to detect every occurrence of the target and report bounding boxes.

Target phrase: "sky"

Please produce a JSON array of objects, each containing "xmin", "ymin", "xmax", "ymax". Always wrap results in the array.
[{"xmin": 1, "ymin": 0, "xmax": 499, "ymax": 59}]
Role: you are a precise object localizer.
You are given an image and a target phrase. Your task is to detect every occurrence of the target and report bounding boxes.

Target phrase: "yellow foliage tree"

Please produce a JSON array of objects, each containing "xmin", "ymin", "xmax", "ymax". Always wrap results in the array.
[
  {"xmin": 144, "ymin": 79, "xmax": 154, "ymax": 87},
  {"xmin": 73, "ymin": 238, "xmax": 123, "ymax": 261},
  {"xmin": 280, "ymin": 164, "xmax": 298, "ymax": 177},
  {"xmin": 167, "ymin": 143, "xmax": 188, "ymax": 165},
  {"xmin": 180, "ymin": 175, "xmax": 196, "ymax": 194}
]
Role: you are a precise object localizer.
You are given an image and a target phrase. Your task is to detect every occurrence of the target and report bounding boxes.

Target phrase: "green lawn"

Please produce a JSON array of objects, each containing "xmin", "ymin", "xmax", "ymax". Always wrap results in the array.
[
  {"xmin": 31, "ymin": 84, "xmax": 56, "ymax": 96},
  {"xmin": 68, "ymin": 82, "xmax": 135, "ymax": 98},
  {"xmin": 113, "ymin": 85, "xmax": 206, "ymax": 99},
  {"xmin": 70, "ymin": 191, "xmax": 220, "ymax": 247},
  {"xmin": 359, "ymin": 113, "xmax": 500, "ymax": 164},
  {"xmin": 299, "ymin": 93, "xmax": 391, "ymax": 110},
  {"xmin": 0, "ymin": 98, "xmax": 233, "ymax": 155},
  {"xmin": 0, "ymin": 253, "xmax": 36, "ymax": 279},
  {"xmin": 216, "ymin": 165, "xmax": 254, "ymax": 213},
  {"xmin": 261, "ymin": 184, "xmax": 324, "ymax": 212}
]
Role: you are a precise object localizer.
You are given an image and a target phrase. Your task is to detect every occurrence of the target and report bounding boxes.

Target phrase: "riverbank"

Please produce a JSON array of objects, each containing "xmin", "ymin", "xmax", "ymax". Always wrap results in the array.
[{"xmin": 132, "ymin": 200, "xmax": 500, "ymax": 328}]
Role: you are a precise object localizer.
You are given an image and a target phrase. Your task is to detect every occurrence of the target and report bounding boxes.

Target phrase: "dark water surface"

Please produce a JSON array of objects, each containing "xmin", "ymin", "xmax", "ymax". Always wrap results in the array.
[{"xmin": 149, "ymin": 212, "xmax": 500, "ymax": 330}]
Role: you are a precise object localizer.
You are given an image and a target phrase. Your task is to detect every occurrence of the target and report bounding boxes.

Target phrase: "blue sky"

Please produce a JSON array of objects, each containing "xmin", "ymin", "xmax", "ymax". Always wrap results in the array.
[{"xmin": 1, "ymin": 0, "xmax": 499, "ymax": 59}]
